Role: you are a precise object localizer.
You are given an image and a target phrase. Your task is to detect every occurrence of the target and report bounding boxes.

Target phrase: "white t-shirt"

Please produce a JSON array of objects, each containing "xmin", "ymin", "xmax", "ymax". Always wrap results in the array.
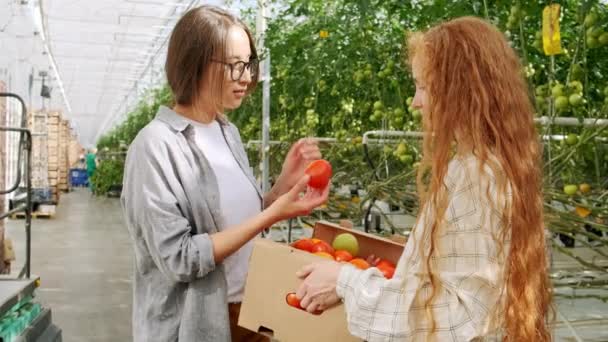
[{"xmin": 188, "ymin": 118, "xmax": 261, "ymax": 303}]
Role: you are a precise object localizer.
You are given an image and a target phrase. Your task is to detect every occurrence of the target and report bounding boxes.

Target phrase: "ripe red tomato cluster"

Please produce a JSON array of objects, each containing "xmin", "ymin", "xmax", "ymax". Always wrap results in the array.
[
  {"xmin": 287, "ymin": 237, "xmax": 396, "ymax": 314},
  {"xmin": 290, "ymin": 237, "xmax": 396, "ymax": 279}
]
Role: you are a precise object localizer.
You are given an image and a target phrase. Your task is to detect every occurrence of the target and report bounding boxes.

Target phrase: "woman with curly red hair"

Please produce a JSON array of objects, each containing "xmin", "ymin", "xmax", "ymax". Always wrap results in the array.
[{"xmin": 296, "ymin": 17, "xmax": 552, "ymax": 341}]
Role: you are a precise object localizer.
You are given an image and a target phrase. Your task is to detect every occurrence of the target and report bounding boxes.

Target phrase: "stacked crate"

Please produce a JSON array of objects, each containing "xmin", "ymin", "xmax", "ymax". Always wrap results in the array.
[
  {"xmin": 46, "ymin": 111, "xmax": 61, "ymax": 203},
  {"xmin": 29, "ymin": 111, "xmax": 50, "ymax": 191},
  {"xmin": 58, "ymin": 119, "xmax": 70, "ymax": 192}
]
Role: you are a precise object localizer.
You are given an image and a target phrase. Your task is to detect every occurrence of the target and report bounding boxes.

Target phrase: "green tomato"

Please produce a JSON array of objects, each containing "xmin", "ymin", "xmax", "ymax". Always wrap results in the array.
[
  {"xmin": 555, "ymin": 96, "xmax": 569, "ymax": 111},
  {"xmin": 599, "ymin": 32, "xmax": 608, "ymax": 45},
  {"xmin": 412, "ymin": 109, "xmax": 422, "ymax": 121},
  {"xmin": 373, "ymin": 101, "xmax": 383, "ymax": 110},
  {"xmin": 535, "ymin": 31, "xmax": 543, "ymax": 40},
  {"xmin": 568, "ymin": 81, "xmax": 583, "ymax": 94},
  {"xmin": 535, "ymin": 84, "xmax": 548, "ymax": 96},
  {"xmin": 566, "ymin": 133, "xmax": 579, "ymax": 146},
  {"xmin": 587, "ymin": 36, "xmax": 599, "ymax": 48},
  {"xmin": 393, "ymin": 116, "xmax": 403, "ymax": 126},
  {"xmin": 590, "ymin": 26, "xmax": 604, "ymax": 38},
  {"xmin": 569, "ymin": 94, "xmax": 583, "ymax": 107},
  {"xmin": 393, "ymin": 108, "xmax": 405, "ymax": 116},
  {"xmin": 563, "ymin": 184, "xmax": 578, "ymax": 196},
  {"xmin": 406, "ymin": 97, "xmax": 413, "ymax": 106},
  {"xmin": 584, "ymin": 13, "xmax": 598, "ymax": 27},
  {"xmin": 400, "ymin": 154, "xmax": 414, "ymax": 164},
  {"xmin": 551, "ymin": 84, "xmax": 564, "ymax": 97},
  {"xmin": 396, "ymin": 142, "xmax": 407, "ymax": 154}
]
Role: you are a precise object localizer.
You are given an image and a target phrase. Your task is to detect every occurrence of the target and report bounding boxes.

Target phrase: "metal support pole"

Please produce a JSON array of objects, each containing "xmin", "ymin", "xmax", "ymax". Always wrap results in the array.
[{"xmin": 257, "ymin": 0, "xmax": 271, "ymax": 200}]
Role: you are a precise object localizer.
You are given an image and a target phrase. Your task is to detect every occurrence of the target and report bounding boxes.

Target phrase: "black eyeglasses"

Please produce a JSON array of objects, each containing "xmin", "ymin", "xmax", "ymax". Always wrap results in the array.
[{"xmin": 212, "ymin": 58, "xmax": 259, "ymax": 81}]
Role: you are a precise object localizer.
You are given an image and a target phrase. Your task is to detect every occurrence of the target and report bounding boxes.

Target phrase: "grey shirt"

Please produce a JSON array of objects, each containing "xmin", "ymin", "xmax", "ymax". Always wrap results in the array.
[{"xmin": 121, "ymin": 106, "xmax": 262, "ymax": 342}]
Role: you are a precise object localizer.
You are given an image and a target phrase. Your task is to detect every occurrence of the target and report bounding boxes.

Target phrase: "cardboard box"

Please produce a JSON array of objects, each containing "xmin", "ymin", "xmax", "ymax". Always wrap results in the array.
[{"xmin": 239, "ymin": 220, "xmax": 404, "ymax": 342}]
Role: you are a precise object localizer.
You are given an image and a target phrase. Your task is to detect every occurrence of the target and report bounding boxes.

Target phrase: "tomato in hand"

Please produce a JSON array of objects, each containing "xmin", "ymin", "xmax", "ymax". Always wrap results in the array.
[
  {"xmin": 305, "ymin": 159, "xmax": 332, "ymax": 189},
  {"xmin": 376, "ymin": 259, "xmax": 396, "ymax": 269},
  {"xmin": 377, "ymin": 264, "xmax": 396, "ymax": 279},
  {"xmin": 286, "ymin": 293, "xmax": 302, "ymax": 309}
]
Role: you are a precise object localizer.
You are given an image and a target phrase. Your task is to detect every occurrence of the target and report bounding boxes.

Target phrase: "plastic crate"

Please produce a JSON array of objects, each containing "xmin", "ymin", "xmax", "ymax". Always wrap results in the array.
[{"xmin": 69, "ymin": 168, "xmax": 88, "ymax": 187}]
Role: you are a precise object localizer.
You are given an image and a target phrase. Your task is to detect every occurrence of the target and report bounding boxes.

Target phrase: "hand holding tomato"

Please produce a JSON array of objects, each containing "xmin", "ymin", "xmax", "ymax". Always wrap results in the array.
[
  {"xmin": 267, "ymin": 174, "xmax": 329, "ymax": 222},
  {"xmin": 274, "ymin": 138, "xmax": 322, "ymax": 195},
  {"xmin": 295, "ymin": 261, "xmax": 342, "ymax": 313}
]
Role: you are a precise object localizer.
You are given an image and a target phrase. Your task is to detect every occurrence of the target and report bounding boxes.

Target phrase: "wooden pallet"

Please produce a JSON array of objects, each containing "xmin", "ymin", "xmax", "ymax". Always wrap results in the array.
[
  {"xmin": 10, "ymin": 204, "xmax": 56, "ymax": 219},
  {"xmin": 10, "ymin": 211, "xmax": 55, "ymax": 219}
]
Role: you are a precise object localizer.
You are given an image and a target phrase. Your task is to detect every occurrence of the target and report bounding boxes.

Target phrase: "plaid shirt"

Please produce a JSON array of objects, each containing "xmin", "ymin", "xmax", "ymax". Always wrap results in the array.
[{"xmin": 336, "ymin": 155, "xmax": 510, "ymax": 341}]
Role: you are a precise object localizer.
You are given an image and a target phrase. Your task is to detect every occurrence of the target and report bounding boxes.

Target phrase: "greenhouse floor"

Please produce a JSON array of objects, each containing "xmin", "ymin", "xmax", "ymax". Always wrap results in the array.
[{"xmin": 5, "ymin": 188, "xmax": 608, "ymax": 342}]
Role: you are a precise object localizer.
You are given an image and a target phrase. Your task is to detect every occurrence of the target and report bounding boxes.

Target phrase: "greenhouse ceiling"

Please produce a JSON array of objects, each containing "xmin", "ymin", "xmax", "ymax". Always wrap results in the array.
[{"xmin": 0, "ymin": 0, "xmax": 259, "ymax": 148}]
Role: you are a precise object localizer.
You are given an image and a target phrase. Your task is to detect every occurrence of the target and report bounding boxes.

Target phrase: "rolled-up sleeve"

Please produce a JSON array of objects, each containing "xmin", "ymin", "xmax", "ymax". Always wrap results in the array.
[{"xmin": 123, "ymin": 136, "xmax": 216, "ymax": 283}]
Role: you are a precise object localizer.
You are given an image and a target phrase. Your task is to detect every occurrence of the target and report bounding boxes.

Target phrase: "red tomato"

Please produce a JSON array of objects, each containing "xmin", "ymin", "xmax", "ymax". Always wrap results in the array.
[
  {"xmin": 349, "ymin": 258, "xmax": 370, "ymax": 270},
  {"xmin": 314, "ymin": 252, "xmax": 335, "ymax": 260},
  {"xmin": 376, "ymin": 259, "xmax": 396, "ymax": 269},
  {"xmin": 285, "ymin": 293, "xmax": 302, "ymax": 309},
  {"xmin": 377, "ymin": 264, "xmax": 396, "ymax": 279},
  {"xmin": 311, "ymin": 240, "xmax": 335, "ymax": 255},
  {"xmin": 305, "ymin": 159, "xmax": 332, "ymax": 189},
  {"xmin": 291, "ymin": 238, "xmax": 314, "ymax": 253},
  {"xmin": 334, "ymin": 250, "xmax": 354, "ymax": 262}
]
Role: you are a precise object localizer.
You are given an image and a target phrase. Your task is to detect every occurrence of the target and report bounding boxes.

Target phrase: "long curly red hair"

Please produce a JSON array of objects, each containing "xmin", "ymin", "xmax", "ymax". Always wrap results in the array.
[{"xmin": 407, "ymin": 17, "xmax": 552, "ymax": 341}]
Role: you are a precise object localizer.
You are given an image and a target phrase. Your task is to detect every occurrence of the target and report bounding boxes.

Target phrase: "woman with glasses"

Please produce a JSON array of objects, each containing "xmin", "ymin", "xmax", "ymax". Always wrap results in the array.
[{"xmin": 121, "ymin": 6, "xmax": 329, "ymax": 342}]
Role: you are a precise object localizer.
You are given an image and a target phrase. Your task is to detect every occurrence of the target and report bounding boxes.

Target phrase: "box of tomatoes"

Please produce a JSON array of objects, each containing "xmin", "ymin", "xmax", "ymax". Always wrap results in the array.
[{"xmin": 238, "ymin": 220, "xmax": 405, "ymax": 341}]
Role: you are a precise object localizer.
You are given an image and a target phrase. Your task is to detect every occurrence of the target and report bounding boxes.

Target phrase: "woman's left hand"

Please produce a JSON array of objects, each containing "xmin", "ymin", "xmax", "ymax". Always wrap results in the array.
[
  {"xmin": 295, "ymin": 261, "xmax": 343, "ymax": 313},
  {"xmin": 275, "ymin": 138, "xmax": 322, "ymax": 195}
]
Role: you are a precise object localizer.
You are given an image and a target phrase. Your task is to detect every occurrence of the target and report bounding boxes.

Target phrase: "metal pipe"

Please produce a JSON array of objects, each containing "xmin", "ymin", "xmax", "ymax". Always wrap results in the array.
[
  {"xmin": 363, "ymin": 130, "xmax": 425, "ymax": 145},
  {"xmin": 534, "ymin": 116, "xmax": 608, "ymax": 127},
  {"xmin": 0, "ymin": 93, "xmax": 29, "ymax": 194},
  {"xmin": 0, "ymin": 92, "xmax": 32, "ymax": 279},
  {"xmin": 25, "ymin": 126, "xmax": 32, "ymax": 279}
]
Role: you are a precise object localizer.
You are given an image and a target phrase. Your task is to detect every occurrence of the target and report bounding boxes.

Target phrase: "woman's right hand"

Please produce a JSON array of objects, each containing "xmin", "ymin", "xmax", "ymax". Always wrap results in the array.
[{"xmin": 267, "ymin": 174, "xmax": 329, "ymax": 222}]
